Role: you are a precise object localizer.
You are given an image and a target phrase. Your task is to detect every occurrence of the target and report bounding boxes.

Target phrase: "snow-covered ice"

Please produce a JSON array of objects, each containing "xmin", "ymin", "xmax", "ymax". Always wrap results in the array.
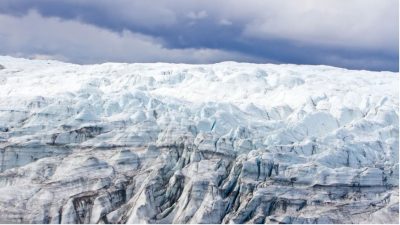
[{"xmin": 0, "ymin": 56, "xmax": 398, "ymax": 223}]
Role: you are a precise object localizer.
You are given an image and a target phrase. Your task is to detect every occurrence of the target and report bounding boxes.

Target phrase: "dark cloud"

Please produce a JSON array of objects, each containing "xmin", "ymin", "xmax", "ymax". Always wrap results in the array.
[
  {"xmin": 0, "ymin": 0, "xmax": 398, "ymax": 71},
  {"xmin": 0, "ymin": 11, "xmax": 261, "ymax": 64}
]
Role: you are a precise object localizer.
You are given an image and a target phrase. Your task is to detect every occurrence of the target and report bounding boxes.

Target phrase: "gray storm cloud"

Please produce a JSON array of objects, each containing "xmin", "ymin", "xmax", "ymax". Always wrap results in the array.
[{"xmin": 0, "ymin": 0, "xmax": 398, "ymax": 71}]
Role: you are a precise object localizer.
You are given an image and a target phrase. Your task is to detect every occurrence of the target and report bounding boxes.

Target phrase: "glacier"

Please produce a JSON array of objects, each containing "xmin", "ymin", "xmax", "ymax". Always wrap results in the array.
[{"xmin": 0, "ymin": 56, "xmax": 398, "ymax": 224}]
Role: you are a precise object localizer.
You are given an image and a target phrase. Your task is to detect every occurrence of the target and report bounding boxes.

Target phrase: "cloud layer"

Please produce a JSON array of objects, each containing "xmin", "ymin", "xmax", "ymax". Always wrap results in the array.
[
  {"xmin": 0, "ymin": 11, "xmax": 259, "ymax": 64},
  {"xmin": 0, "ymin": 0, "xmax": 398, "ymax": 71}
]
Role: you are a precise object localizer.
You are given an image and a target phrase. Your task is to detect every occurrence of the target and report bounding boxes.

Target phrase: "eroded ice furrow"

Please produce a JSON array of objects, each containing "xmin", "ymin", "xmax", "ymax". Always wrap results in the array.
[{"xmin": 0, "ymin": 56, "xmax": 398, "ymax": 223}]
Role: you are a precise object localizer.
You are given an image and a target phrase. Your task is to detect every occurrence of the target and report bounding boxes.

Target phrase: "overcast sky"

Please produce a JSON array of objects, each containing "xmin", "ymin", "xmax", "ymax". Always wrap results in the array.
[{"xmin": 0, "ymin": 0, "xmax": 398, "ymax": 71}]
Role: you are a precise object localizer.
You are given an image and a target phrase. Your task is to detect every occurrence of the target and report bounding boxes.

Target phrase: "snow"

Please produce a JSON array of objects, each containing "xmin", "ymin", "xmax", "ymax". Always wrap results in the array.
[{"xmin": 0, "ymin": 56, "xmax": 398, "ymax": 223}]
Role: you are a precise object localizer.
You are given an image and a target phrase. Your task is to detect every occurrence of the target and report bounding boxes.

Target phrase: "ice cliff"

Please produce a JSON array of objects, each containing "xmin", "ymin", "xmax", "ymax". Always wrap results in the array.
[{"xmin": 0, "ymin": 56, "xmax": 398, "ymax": 223}]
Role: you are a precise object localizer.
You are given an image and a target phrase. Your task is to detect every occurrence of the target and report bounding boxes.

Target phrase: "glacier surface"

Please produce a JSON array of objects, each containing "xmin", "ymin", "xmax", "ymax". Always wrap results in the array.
[{"xmin": 0, "ymin": 56, "xmax": 398, "ymax": 223}]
